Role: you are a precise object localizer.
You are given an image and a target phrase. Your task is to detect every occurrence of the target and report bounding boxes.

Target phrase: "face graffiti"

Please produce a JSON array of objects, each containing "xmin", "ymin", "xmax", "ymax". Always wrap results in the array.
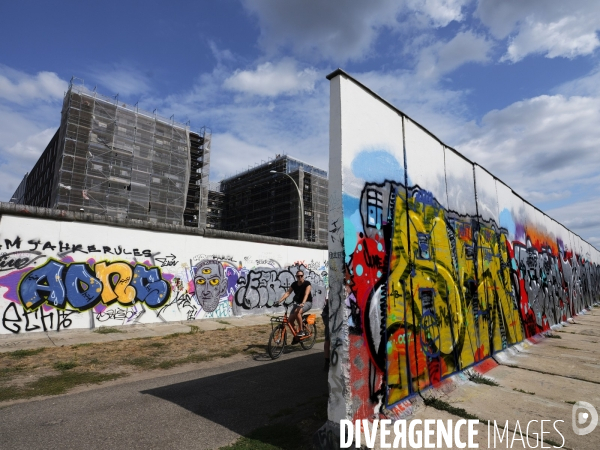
[{"xmin": 193, "ymin": 259, "xmax": 227, "ymax": 313}]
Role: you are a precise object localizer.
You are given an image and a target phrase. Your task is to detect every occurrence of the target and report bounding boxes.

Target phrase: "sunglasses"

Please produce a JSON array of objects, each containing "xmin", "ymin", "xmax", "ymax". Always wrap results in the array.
[{"xmin": 296, "ymin": 274, "xmax": 304, "ymax": 278}]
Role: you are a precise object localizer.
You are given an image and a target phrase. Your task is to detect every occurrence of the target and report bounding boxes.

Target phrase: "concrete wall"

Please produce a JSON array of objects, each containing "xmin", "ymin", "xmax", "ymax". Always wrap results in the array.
[
  {"xmin": 326, "ymin": 70, "xmax": 600, "ymax": 423},
  {"xmin": 0, "ymin": 210, "xmax": 328, "ymax": 335}
]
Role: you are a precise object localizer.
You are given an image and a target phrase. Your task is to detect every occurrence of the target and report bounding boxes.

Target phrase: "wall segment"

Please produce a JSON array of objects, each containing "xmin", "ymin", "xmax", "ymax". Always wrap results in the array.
[
  {"xmin": 0, "ymin": 211, "xmax": 327, "ymax": 335},
  {"xmin": 326, "ymin": 69, "xmax": 600, "ymax": 424}
]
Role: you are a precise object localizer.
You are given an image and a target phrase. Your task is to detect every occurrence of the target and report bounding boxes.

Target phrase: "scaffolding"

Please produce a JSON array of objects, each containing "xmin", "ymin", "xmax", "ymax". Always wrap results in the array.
[
  {"xmin": 39, "ymin": 82, "xmax": 211, "ymax": 226},
  {"xmin": 220, "ymin": 155, "xmax": 328, "ymax": 243}
]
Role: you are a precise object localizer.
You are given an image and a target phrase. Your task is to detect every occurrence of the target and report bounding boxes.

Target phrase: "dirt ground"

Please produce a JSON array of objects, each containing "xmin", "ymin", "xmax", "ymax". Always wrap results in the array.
[{"xmin": 0, "ymin": 318, "xmax": 324, "ymax": 403}]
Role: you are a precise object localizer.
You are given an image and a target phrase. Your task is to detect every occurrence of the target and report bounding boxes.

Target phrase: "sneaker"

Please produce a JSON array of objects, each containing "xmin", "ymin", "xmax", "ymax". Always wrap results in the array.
[
  {"xmin": 291, "ymin": 336, "xmax": 299, "ymax": 345},
  {"xmin": 297, "ymin": 330, "xmax": 307, "ymax": 337}
]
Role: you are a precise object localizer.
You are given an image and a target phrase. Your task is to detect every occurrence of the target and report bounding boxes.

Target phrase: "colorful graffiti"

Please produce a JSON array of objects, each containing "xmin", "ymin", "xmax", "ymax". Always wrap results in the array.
[
  {"xmin": 0, "ymin": 226, "xmax": 328, "ymax": 334},
  {"xmin": 18, "ymin": 259, "xmax": 170, "ymax": 311},
  {"xmin": 326, "ymin": 71, "xmax": 600, "ymax": 429},
  {"xmin": 343, "ymin": 180, "xmax": 600, "ymax": 412}
]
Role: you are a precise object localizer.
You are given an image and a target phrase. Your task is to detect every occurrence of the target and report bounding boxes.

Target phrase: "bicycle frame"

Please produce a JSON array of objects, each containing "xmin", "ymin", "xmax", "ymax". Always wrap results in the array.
[{"xmin": 270, "ymin": 304, "xmax": 311, "ymax": 341}]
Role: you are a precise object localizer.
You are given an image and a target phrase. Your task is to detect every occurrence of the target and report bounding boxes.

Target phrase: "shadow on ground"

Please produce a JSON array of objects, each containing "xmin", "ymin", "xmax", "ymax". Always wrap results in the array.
[{"xmin": 142, "ymin": 351, "xmax": 328, "ymax": 447}]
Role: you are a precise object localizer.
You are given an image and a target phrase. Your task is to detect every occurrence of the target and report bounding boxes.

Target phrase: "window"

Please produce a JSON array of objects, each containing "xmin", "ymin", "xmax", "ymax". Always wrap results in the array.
[{"xmin": 366, "ymin": 189, "xmax": 383, "ymax": 228}]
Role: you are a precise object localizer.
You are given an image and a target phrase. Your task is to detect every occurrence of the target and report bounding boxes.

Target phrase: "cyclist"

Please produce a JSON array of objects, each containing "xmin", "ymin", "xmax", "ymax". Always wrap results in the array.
[{"xmin": 276, "ymin": 269, "xmax": 312, "ymax": 337}]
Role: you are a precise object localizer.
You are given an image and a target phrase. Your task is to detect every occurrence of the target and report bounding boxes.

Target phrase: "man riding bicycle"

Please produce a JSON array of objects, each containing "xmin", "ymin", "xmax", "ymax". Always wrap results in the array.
[{"xmin": 275, "ymin": 269, "xmax": 312, "ymax": 337}]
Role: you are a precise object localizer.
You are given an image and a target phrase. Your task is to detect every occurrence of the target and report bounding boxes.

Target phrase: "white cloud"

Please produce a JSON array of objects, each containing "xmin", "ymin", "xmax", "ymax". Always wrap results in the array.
[
  {"xmin": 548, "ymin": 197, "xmax": 600, "ymax": 248},
  {"xmin": 458, "ymin": 94, "xmax": 600, "ymax": 208},
  {"xmin": 208, "ymin": 41, "xmax": 235, "ymax": 64},
  {"xmin": 0, "ymin": 67, "xmax": 66, "ymax": 201},
  {"xmin": 89, "ymin": 63, "xmax": 152, "ymax": 97},
  {"xmin": 241, "ymin": 0, "xmax": 469, "ymax": 63},
  {"xmin": 417, "ymin": 31, "xmax": 492, "ymax": 79},
  {"xmin": 155, "ymin": 64, "xmax": 330, "ymax": 182},
  {"xmin": 0, "ymin": 128, "xmax": 58, "ymax": 200},
  {"xmin": 553, "ymin": 65, "xmax": 600, "ymax": 97},
  {"xmin": 0, "ymin": 66, "xmax": 66, "ymax": 105},
  {"xmin": 406, "ymin": 0, "xmax": 471, "ymax": 27},
  {"xmin": 223, "ymin": 59, "xmax": 319, "ymax": 97},
  {"xmin": 477, "ymin": 0, "xmax": 600, "ymax": 62}
]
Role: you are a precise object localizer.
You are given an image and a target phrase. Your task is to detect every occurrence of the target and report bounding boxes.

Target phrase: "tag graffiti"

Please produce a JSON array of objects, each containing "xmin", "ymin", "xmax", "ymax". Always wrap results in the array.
[{"xmin": 18, "ymin": 259, "xmax": 171, "ymax": 311}]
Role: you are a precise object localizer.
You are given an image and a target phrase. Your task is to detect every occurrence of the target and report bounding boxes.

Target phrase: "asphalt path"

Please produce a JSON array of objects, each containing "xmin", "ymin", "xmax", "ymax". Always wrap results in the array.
[{"xmin": 0, "ymin": 344, "xmax": 328, "ymax": 450}]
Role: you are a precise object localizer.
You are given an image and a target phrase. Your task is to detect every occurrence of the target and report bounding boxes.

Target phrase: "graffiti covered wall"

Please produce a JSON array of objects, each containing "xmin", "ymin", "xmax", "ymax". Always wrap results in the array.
[
  {"xmin": 0, "ymin": 215, "xmax": 327, "ymax": 335},
  {"xmin": 326, "ymin": 70, "xmax": 600, "ymax": 423}
]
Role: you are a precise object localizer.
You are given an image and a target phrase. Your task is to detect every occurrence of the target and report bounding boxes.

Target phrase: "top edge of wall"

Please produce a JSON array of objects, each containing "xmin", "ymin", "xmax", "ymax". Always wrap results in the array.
[
  {"xmin": 326, "ymin": 69, "xmax": 600, "ymax": 254},
  {"xmin": 0, "ymin": 202, "xmax": 326, "ymax": 250},
  {"xmin": 326, "ymin": 68, "xmax": 475, "ymax": 168}
]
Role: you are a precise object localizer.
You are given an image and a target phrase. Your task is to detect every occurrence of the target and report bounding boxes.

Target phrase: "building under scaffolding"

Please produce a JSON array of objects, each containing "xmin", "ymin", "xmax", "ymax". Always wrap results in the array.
[
  {"xmin": 12, "ymin": 82, "xmax": 211, "ymax": 227},
  {"xmin": 219, "ymin": 155, "xmax": 328, "ymax": 244}
]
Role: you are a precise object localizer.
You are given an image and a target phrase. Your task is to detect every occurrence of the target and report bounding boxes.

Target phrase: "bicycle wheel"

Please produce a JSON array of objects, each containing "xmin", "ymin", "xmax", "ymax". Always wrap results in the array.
[
  {"xmin": 268, "ymin": 325, "xmax": 286, "ymax": 359},
  {"xmin": 300, "ymin": 323, "xmax": 317, "ymax": 350}
]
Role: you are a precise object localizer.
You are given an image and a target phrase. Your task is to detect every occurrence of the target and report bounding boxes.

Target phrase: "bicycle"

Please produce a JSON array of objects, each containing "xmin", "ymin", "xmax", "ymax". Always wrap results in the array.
[{"xmin": 268, "ymin": 302, "xmax": 317, "ymax": 359}]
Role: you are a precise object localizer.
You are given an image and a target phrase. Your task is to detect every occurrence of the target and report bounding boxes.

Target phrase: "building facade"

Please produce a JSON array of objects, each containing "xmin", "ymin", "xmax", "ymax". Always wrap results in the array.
[
  {"xmin": 219, "ymin": 155, "xmax": 328, "ymax": 244},
  {"xmin": 11, "ymin": 83, "xmax": 211, "ymax": 227}
]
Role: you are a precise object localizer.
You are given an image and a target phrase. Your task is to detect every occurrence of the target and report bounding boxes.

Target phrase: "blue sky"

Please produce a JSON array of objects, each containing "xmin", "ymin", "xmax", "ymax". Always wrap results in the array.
[{"xmin": 1, "ymin": 0, "xmax": 600, "ymax": 247}]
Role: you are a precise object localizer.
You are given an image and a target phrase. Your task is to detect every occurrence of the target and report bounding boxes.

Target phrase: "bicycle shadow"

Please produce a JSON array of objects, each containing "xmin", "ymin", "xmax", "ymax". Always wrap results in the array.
[{"xmin": 250, "ymin": 341, "xmax": 315, "ymax": 361}]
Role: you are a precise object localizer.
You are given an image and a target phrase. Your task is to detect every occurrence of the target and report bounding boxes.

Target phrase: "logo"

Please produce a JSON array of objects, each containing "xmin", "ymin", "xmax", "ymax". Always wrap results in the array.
[{"xmin": 572, "ymin": 401, "xmax": 598, "ymax": 436}]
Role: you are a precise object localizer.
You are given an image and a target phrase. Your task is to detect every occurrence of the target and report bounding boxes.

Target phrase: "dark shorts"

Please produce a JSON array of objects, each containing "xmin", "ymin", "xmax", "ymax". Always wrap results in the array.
[
  {"xmin": 292, "ymin": 302, "xmax": 312, "ymax": 314},
  {"xmin": 322, "ymin": 311, "xmax": 330, "ymax": 341}
]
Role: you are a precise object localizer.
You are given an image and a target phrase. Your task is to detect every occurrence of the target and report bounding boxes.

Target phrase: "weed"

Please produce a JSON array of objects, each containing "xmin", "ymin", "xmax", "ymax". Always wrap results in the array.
[
  {"xmin": 546, "ymin": 334, "xmax": 562, "ymax": 339},
  {"xmin": 53, "ymin": 361, "xmax": 78, "ymax": 371},
  {"xmin": 513, "ymin": 388, "xmax": 535, "ymax": 395},
  {"xmin": 466, "ymin": 370, "xmax": 499, "ymax": 386},
  {"xmin": 565, "ymin": 400, "xmax": 576, "ymax": 405},
  {"xmin": 0, "ymin": 371, "xmax": 124, "ymax": 402},
  {"xmin": 144, "ymin": 342, "xmax": 165, "ymax": 348},
  {"xmin": 217, "ymin": 327, "xmax": 227, "ymax": 331},
  {"xmin": 94, "ymin": 327, "xmax": 123, "ymax": 334},
  {"xmin": 8, "ymin": 348, "xmax": 45, "ymax": 359},
  {"xmin": 189, "ymin": 325, "xmax": 203, "ymax": 334},
  {"xmin": 162, "ymin": 333, "xmax": 184, "ymax": 339},
  {"xmin": 216, "ymin": 319, "xmax": 230, "ymax": 325},
  {"xmin": 72, "ymin": 343, "xmax": 93, "ymax": 348},
  {"xmin": 423, "ymin": 397, "xmax": 485, "ymax": 422},
  {"xmin": 126, "ymin": 357, "xmax": 155, "ymax": 368},
  {"xmin": 89, "ymin": 358, "xmax": 100, "ymax": 364}
]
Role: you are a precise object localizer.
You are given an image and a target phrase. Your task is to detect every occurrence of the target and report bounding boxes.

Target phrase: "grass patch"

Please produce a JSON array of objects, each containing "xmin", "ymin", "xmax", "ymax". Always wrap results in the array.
[
  {"xmin": 126, "ymin": 357, "xmax": 156, "ymax": 368},
  {"xmin": 8, "ymin": 348, "xmax": 45, "ymax": 358},
  {"xmin": 162, "ymin": 333, "xmax": 184, "ymax": 339},
  {"xmin": 216, "ymin": 319, "xmax": 230, "ymax": 325},
  {"xmin": 188, "ymin": 325, "xmax": 203, "ymax": 334},
  {"xmin": 565, "ymin": 400, "xmax": 576, "ymax": 405},
  {"xmin": 144, "ymin": 342, "xmax": 166, "ymax": 348},
  {"xmin": 53, "ymin": 361, "xmax": 78, "ymax": 371},
  {"xmin": 0, "ymin": 371, "xmax": 124, "ymax": 402},
  {"xmin": 513, "ymin": 388, "xmax": 535, "ymax": 395},
  {"xmin": 72, "ymin": 343, "xmax": 93, "ymax": 348},
  {"xmin": 546, "ymin": 334, "xmax": 562, "ymax": 339},
  {"xmin": 466, "ymin": 370, "xmax": 499, "ymax": 386},
  {"xmin": 423, "ymin": 397, "xmax": 485, "ymax": 422},
  {"xmin": 220, "ymin": 423, "xmax": 304, "ymax": 450},
  {"xmin": 158, "ymin": 348, "xmax": 239, "ymax": 370},
  {"xmin": 94, "ymin": 327, "xmax": 123, "ymax": 334}
]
